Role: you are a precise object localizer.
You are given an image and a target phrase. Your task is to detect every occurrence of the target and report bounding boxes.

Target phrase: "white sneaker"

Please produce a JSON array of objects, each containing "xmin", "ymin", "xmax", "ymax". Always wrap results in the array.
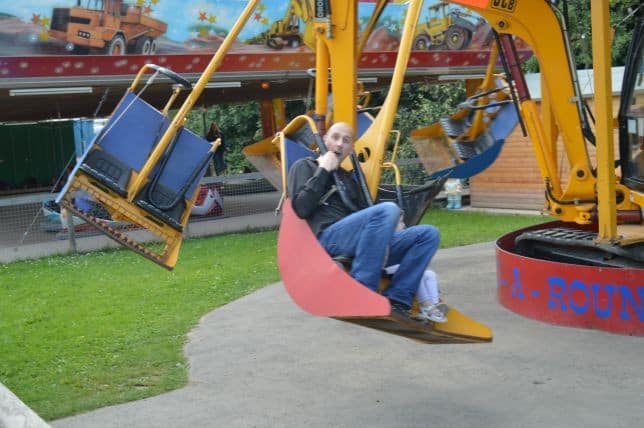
[{"xmin": 420, "ymin": 303, "xmax": 448, "ymax": 323}]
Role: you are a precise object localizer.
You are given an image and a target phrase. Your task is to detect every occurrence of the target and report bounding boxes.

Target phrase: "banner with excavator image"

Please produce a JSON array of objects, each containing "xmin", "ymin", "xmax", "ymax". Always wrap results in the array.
[{"xmin": 1, "ymin": 0, "xmax": 497, "ymax": 57}]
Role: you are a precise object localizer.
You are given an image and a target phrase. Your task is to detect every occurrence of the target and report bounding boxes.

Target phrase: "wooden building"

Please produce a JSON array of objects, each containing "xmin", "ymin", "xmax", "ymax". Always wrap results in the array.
[{"xmin": 469, "ymin": 68, "xmax": 625, "ymax": 210}]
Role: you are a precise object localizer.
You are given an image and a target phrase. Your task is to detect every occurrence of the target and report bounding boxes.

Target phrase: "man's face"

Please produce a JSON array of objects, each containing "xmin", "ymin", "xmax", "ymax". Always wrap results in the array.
[{"xmin": 323, "ymin": 123, "xmax": 354, "ymax": 162}]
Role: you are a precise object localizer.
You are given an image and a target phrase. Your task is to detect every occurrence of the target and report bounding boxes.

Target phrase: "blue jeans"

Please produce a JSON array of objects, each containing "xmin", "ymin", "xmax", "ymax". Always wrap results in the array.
[{"xmin": 318, "ymin": 202, "xmax": 440, "ymax": 307}]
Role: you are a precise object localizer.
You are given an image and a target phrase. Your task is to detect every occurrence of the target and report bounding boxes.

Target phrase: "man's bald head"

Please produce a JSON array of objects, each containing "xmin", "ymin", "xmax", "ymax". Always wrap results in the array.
[{"xmin": 323, "ymin": 122, "xmax": 354, "ymax": 162}]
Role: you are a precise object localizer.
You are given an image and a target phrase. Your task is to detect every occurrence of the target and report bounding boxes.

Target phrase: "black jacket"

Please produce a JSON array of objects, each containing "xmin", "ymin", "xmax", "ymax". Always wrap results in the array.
[{"xmin": 287, "ymin": 157, "xmax": 367, "ymax": 236}]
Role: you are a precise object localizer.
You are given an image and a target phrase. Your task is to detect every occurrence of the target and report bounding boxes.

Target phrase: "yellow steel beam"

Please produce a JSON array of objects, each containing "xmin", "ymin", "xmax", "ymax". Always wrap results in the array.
[
  {"xmin": 357, "ymin": 0, "xmax": 424, "ymax": 197},
  {"xmin": 590, "ymin": 0, "xmax": 618, "ymax": 242}
]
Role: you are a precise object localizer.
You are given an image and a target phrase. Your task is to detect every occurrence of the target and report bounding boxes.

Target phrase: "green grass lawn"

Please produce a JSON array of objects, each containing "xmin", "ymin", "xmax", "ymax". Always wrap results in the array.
[{"xmin": 0, "ymin": 209, "xmax": 549, "ymax": 420}]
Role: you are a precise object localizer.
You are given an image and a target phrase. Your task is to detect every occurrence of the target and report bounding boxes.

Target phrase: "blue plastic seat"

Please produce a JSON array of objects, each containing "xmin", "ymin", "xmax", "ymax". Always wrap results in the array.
[
  {"xmin": 429, "ymin": 103, "xmax": 518, "ymax": 179},
  {"xmin": 78, "ymin": 92, "xmax": 170, "ymax": 195}
]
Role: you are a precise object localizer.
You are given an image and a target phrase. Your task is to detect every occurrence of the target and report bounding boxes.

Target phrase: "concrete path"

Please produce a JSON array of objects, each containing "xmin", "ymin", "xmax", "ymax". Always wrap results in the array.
[
  {"xmin": 0, "ymin": 383, "xmax": 50, "ymax": 428},
  {"xmin": 52, "ymin": 243, "xmax": 644, "ymax": 428}
]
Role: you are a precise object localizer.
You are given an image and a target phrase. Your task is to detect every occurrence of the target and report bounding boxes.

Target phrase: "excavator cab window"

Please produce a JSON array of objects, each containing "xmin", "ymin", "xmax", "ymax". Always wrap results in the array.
[
  {"xmin": 427, "ymin": 2, "xmax": 447, "ymax": 24},
  {"xmin": 120, "ymin": 3, "xmax": 131, "ymax": 16},
  {"xmin": 106, "ymin": 0, "xmax": 119, "ymax": 17},
  {"xmin": 90, "ymin": 1, "xmax": 97, "ymax": 10},
  {"xmin": 625, "ymin": 103, "xmax": 644, "ymax": 185},
  {"xmin": 619, "ymin": 20, "xmax": 644, "ymax": 191},
  {"xmin": 80, "ymin": 1, "xmax": 103, "ymax": 12}
]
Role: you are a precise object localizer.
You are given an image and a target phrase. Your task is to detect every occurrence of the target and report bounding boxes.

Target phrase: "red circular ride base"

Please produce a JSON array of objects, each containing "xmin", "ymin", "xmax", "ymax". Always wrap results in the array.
[{"xmin": 496, "ymin": 222, "xmax": 644, "ymax": 336}]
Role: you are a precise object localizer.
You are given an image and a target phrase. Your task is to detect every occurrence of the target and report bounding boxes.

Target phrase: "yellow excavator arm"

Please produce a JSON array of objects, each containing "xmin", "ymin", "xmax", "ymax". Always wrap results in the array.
[
  {"xmin": 446, "ymin": 0, "xmax": 643, "ymax": 245},
  {"xmin": 449, "ymin": 1, "xmax": 597, "ymax": 221}
]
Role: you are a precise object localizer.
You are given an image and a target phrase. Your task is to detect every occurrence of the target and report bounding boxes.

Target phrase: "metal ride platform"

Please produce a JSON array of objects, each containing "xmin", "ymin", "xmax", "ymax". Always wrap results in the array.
[{"xmin": 497, "ymin": 222, "xmax": 644, "ymax": 336}]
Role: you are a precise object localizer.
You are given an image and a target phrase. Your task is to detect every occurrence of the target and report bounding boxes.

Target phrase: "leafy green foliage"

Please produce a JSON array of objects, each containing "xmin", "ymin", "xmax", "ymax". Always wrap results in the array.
[
  {"xmin": 608, "ymin": 0, "xmax": 642, "ymax": 65},
  {"xmin": 183, "ymin": 99, "xmax": 308, "ymax": 174},
  {"xmin": 183, "ymin": 102, "xmax": 263, "ymax": 174},
  {"xmin": 396, "ymin": 81, "xmax": 466, "ymax": 140},
  {"xmin": 529, "ymin": 0, "xmax": 641, "ymax": 71},
  {"xmin": 380, "ymin": 81, "xmax": 465, "ymax": 184}
]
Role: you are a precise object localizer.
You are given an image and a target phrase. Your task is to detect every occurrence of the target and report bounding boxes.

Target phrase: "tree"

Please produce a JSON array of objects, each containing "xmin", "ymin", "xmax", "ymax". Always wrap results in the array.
[
  {"xmin": 524, "ymin": 0, "xmax": 641, "ymax": 72},
  {"xmin": 608, "ymin": 0, "xmax": 642, "ymax": 66},
  {"xmin": 183, "ymin": 102, "xmax": 262, "ymax": 174},
  {"xmin": 182, "ymin": 99, "xmax": 308, "ymax": 174},
  {"xmin": 364, "ymin": 81, "xmax": 465, "ymax": 184}
]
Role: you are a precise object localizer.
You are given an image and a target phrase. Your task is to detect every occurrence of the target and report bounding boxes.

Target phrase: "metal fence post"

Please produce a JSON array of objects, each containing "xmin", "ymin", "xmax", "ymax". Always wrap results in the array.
[{"xmin": 64, "ymin": 207, "xmax": 77, "ymax": 253}]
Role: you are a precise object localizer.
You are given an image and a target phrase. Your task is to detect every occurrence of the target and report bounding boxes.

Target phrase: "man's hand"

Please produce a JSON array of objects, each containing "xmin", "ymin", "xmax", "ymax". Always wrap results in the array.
[{"xmin": 318, "ymin": 151, "xmax": 341, "ymax": 172}]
